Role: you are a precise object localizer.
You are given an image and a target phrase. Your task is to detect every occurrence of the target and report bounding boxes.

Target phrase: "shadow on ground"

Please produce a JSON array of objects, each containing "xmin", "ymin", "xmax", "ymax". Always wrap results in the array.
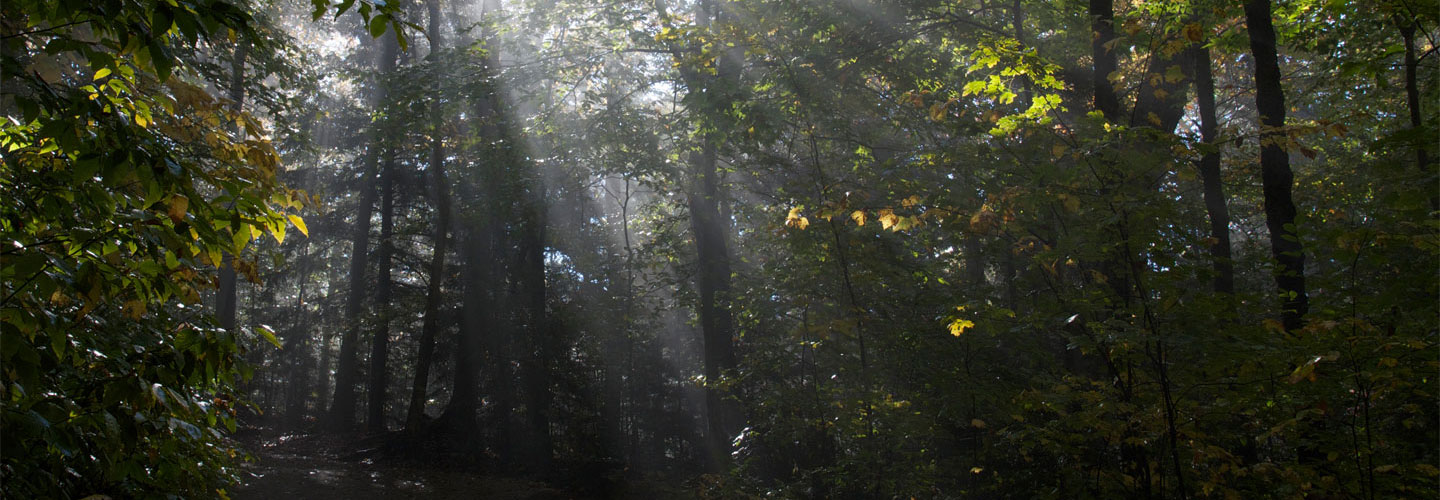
[{"xmin": 230, "ymin": 431, "xmax": 571, "ymax": 499}]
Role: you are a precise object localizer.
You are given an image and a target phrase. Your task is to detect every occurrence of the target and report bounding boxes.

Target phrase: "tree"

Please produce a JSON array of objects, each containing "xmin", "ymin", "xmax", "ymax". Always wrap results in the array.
[
  {"xmin": 1244, "ymin": 0, "xmax": 1307, "ymax": 331},
  {"xmin": 0, "ymin": 0, "xmax": 306, "ymax": 495},
  {"xmin": 328, "ymin": 27, "xmax": 399, "ymax": 432}
]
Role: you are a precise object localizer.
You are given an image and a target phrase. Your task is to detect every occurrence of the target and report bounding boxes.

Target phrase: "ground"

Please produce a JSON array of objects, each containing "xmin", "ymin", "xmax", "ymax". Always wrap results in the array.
[{"xmin": 230, "ymin": 429, "xmax": 572, "ymax": 499}]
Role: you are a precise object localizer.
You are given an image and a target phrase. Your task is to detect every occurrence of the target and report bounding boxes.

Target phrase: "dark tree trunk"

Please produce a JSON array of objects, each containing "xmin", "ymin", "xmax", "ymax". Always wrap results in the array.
[
  {"xmin": 367, "ymin": 28, "xmax": 404, "ymax": 429},
  {"xmin": 1190, "ymin": 42, "xmax": 1234, "ymax": 294},
  {"xmin": 481, "ymin": 223, "xmax": 514, "ymax": 461},
  {"xmin": 217, "ymin": 38, "xmax": 249, "ymax": 333},
  {"xmin": 1244, "ymin": 0, "xmax": 1307, "ymax": 331},
  {"xmin": 405, "ymin": 0, "xmax": 450, "ymax": 433},
  {"xmin": 283, "ymin": 238, "xmax": 314, "ymax": 430},
  {"xmin": 329, "ymin": 33, "xmax": 398, "ymax": 432},
  {"xmin": 689, "ymin": 143, "xmax": 740, "ymax": 470},
  {"xmin": 602, "ymin": 176, "xmax": 635, "ymax": 460},
  {"xmin": 438, "ymin": 225, "xmax": 491, "ymax": 434},
  {"xmin": 1400, "ymin": 21, "xmax": 1433, "ymax": 210},
  {"xmin": 1090, "ymin": 0, "xmax": 1120, "ymax": 121},
  {"xmin": 366, "ymin": 148, "xmax": 396, "ymax": 434},
  {"xmin": 518, "ymin": 203, "xmax": 555, "ymax": 472},
  {"xmin": 1131, "ymin": 34, "xmax": 1192, "ymax": 132},
  {"xmin": 677, "ymin": 0, "xmax": 744, "ymax": 472}
]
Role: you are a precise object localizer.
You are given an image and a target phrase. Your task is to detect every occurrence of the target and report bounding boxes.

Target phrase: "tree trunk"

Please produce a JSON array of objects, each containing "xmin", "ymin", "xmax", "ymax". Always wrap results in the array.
[
  {"xmin": 1190, "ymin": 41, "xmax": 1234, "ymax": 294},
  {"xmin": 217, "ymin": 38, "xmax": 249, "ymax": 333},
  {"xmin": 1400, "ymin": 21, "xmax": 1433, "ymax": 209},
  {"xmin": 405, "ymin": 0, "xmax": 450, "ymax": 433},
  {"xmin": 1131, "ymin": 34, "xmax": 1192, "ymax": 133},
  {"xmin": 1090, "ymin": 0, "xmax": 1120, "ymax": 121},
  {"xmin": 689, "ymin": 142, "xmax": 740, "ymax": 469},
  {"xmin": 329, "ymin": 32, "xmax": 398, "ymax": 432},
  {"xmin": 365, "ymin": 146, "xmax": 396, "ymax": 434},
  {"xmin": 518, "ymin": 202, "xmax": 555, "ymax": 472},
  {"xmin": 1244, "ymin": 0, "xmax": 1307, "ymax": 331},
  {"xmin": 438, "ymin": 224, "xmax": 491, "ymax": 435},
  {"xmin": 283, "ymin": 238, "xmax": 314, "ymax": 430},
  {"xmin": 679, "ymin": 0, "xmax": 744, "ymax": 472},
  {"xmin": 602, "ymin": 175, "xmax": 635, "ymax": 461}
]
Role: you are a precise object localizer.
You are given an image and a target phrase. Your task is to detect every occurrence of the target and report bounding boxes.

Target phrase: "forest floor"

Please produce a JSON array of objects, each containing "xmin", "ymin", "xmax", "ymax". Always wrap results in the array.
[{"xmin": 229, "ymin": 428, "xmax": 574, "ymax": 499}]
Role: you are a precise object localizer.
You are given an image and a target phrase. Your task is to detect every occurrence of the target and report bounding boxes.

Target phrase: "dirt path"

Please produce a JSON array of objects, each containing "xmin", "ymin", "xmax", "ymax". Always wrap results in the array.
[{"xmin": 229, "ymin": 432, "xmax": 570, "ymax": 499}]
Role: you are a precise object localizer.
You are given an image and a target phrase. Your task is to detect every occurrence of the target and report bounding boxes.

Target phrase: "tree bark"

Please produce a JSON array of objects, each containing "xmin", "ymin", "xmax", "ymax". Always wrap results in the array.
[
  {"xmin": 217, "ymin": 38, "xmax": 249, "ymax": 333},
  {"xmin": 1190, "ymin": 41, "xmax": 1234, "ymax": 294},
  {"xmin": 517, "ymin": 201, "xmax": 555, "ymax": 472},
  {"xmin": 329, "ymin": 32, "xmax": 398, "ymax": 432},
  {"xmin": 438, "ymin": 224, "xmax": 491, "ymax": 433},
  {"xmin": 1400, "ymin": 21, "xmax": 1432, "ymax": 209},
  {"xmin": 1090, "ymin": 0, "xmax": 1120, "ymax": 121},
  {"xmin": 678, "ymin": 0, "xmax": 744, "ymax": 471},
  {"xmin": 1244, "ymin": 0, "xmax": 1307, "ymax": 331},
  {"xmin": 365, "ymin": 142, "xmax": 397, "ymax": 433},
  {"xmin": 405, "ymin": 0, "xmax": 450, "ymax": 433}
]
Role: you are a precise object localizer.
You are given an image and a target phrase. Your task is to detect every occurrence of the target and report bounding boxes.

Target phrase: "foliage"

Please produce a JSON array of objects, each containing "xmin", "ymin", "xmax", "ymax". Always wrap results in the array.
[
  {"xmin": 5, "ymin": 0, "xmax": 1434, "ymax": 497},
  {"xmin": 0, "ymin": 0, "xmax": 307, "ymax": 496}
]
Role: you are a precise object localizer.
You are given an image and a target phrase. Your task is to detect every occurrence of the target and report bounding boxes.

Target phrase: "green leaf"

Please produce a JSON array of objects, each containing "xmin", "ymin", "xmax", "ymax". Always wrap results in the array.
[
  {"xmin": 393, "ymin": 22, "xmax": 407, "ymax": 52},
  {"xmin": 335, "ymin": 0, "xmax": 357, "ymax": 18},
  {"xmin": 148, "ymin": 40, "xmax": 173, "ymax": 82},
  {"xmin": 368, "ymin": 14, "xmax": 389, "ymax": 39},
  {"xmin": 256, "ymin": 324, "xmax": 282, "ymax": 349}
]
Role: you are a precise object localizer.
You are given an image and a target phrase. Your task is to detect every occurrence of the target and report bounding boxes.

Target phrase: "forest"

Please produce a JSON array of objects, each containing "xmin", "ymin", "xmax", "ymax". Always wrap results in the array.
[{"xmin": 1, "ymin": 0, "xmax": 1437, "ymax": 497}]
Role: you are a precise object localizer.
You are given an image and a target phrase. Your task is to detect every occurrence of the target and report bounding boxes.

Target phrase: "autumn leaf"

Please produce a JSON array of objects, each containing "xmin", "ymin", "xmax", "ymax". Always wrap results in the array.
[
  {"xmin": 288, "ymin": 214, "xmax": 309, "ymax": 237},
  {"xmin": 166, "ymin": 194, "xmax": 188, "ymax": 223},
  {"xmin": 949, "ymin": 318, "xmax": 975, "ymax": 336},
  {"xmin": 1182, "ymin": 23, "xmax": 1204, "ymax": 43},
  {"xmin": 850, "ymin": 210, "xmax": 866, "ymax": 227},
  {"xmin": 785, "ymin": 207, "xmax": 809, "ymax": 230},
  {"xmin": 878, "ymin": 209, "xmax": 898, "ymax": 230}
]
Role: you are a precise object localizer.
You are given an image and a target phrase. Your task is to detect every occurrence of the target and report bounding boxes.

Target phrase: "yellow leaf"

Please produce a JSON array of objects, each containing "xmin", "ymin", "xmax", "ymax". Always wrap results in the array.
[
  {"xmin": 122, "ymin": 300, "xmax": 146, "ymax": 320},
  {"xmin": 929, "ymin": 101, "xmax": 947, "ymax": 122},
  {"xmin": 269, "ymin": 219, "xmax": 286, "ymax": 245},
  {"xmin": 93, "ymin": 67, "xmax": 112, "ymax": 80},
  {"xmin": 1182, "ymin": 23, "xmax": 1204, "ymax": 43},
  {"xmin": 166, "ymin": 194, "xmax": 188, "ymax": 223},
  {"xmin": 971, "ymin": 418, "xmax": 987, "ymax": 429},
  {"xmin": 288, "ymin": 214, "xmax": 309, "ymax": 237},
  {"xmin": 949, "ymin": 318, "xmax": 975, "ymax": 336},
  {"xmin": 878, "ymin": 209, "xmax": 898, "ymax": 230},
  {"xmin": 851, "ymin": 210, "xmax": 867, "ymax": 227},
  {"xmin": 785, "ymin": 207, "xmax": 810, "ymax": 230}
]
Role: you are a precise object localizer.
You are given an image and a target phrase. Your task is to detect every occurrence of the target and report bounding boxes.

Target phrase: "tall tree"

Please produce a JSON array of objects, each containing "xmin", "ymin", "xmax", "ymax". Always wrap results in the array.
[
  {"xmin": 1090, "ymin": 0, "xmax": 1121, "ymax": 120},
  {"xmin": 365, "ymin": 125, "xmax": 397, "ymax": 433},
  {"xmin": 329, "ymin": 30, "xmax": 399, "ymax": 431},
  {"xmin": 1399, "ymin": 16, "xmax": 1432, "ymax": 203},
  {"xmin": 689, "ymin": 0, "xmax": 744, "ymax": 469},
  {"xmin": 1190, "ymin": 30, "xmax": 1234, "ymax": 294},
  {"xmin": 217, "ymin": 39, "xmax": 250, "ymax": 333},
  {"xmin": 405, "ymin": 0, "xmax": 452, "ymax": 433},
  {"xmin": 1244, "ymin": 0, "xmax": 1308, "ymax": 331}
]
